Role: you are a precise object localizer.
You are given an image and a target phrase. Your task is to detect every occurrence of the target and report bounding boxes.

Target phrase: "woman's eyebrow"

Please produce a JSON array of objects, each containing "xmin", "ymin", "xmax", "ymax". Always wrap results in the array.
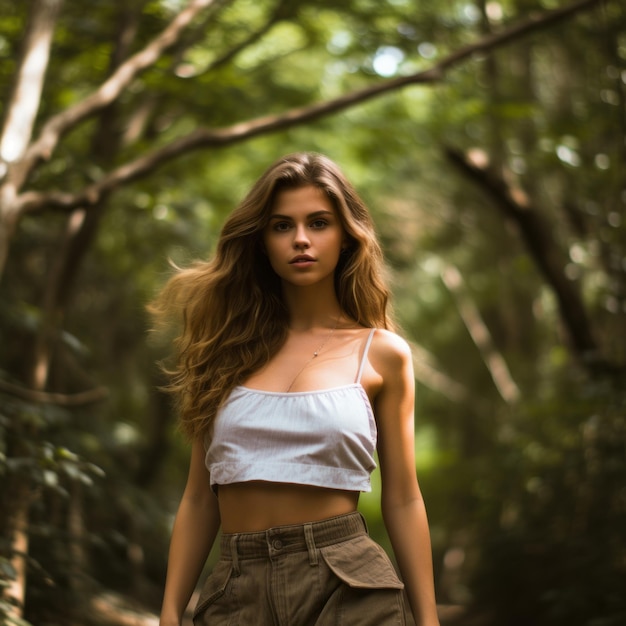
[{"xmin": 268, "ymin": 210, "xmax": 334, "ymax": 220}]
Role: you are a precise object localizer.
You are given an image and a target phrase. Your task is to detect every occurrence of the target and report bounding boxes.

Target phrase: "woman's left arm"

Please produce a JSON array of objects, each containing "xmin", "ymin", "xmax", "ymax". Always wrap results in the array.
[{"xmin": 372, "ymin": 331, "xmax": 440, "ymax": 626}]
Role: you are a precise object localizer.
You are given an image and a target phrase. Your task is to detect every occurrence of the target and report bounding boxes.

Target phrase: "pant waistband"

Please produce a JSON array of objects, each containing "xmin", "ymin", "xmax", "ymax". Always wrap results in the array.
[{"xmin": 220, "ymin": 512, "xmax": 367, "ymax": 568}]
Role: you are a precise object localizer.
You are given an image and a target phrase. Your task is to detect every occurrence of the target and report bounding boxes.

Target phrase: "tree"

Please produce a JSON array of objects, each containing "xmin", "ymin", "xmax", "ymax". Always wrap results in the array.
[{"xmin": 0, "ymin": 0, "xmax": 622, "ymax": 623}]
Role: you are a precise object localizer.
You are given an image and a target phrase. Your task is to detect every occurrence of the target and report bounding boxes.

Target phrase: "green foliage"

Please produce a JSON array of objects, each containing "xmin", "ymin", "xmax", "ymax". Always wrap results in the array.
[
  {"xmin": 0, "ymin": 393, "xmax": 103, "ymax": 626},
  {"xmin": 469, "ymin": 375, "xmax": 626, "ymax": 625},
  {"xmin": 0, "ymin": 0, "xmax": 624, "ymax": 624}
]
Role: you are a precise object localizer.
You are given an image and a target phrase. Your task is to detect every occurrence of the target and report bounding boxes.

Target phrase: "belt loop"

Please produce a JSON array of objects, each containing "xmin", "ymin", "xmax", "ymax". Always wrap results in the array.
[
  {"xmin": 230, "ymin": 535, "xmax": 241, "ymax": 576},
  {"xmin": 303, "ymin": 523, "xmax": 318, "ymax": 566}
]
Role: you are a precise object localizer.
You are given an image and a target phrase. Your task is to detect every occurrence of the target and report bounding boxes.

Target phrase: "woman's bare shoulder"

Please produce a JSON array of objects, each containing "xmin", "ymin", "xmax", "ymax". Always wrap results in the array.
[{"xmin": 369, "ymin": 329, "xmax": 412, "ymax": 373}]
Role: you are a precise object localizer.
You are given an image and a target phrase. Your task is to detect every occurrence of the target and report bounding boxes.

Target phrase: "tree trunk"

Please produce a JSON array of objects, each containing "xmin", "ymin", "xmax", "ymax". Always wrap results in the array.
[
  {"xmin": 0, "ymin": 0, "xmax": 62, "ymax": 163},
  {"xmin": 1, "ymin": 437, "xmax": 35, "ymax": 621},
  {"xmin": 445, "ymin": 146, "xmax": 603, "ymax": 370},
  {"xmin": 0, "ymin": 0, "xmax": 62, "ymax": 279}
]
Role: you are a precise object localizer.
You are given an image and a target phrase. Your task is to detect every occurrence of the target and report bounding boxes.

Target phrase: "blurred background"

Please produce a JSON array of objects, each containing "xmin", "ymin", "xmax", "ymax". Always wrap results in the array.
[{"xmin": 0, "ymin": 0, "xmax": 624, "ymax": 624}]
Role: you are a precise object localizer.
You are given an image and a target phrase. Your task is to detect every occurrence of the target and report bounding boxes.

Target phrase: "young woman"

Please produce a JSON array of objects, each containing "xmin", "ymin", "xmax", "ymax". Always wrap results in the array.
[{"xmin": 153, "ymin": 153, "xmax": 440, "ymax": 626}]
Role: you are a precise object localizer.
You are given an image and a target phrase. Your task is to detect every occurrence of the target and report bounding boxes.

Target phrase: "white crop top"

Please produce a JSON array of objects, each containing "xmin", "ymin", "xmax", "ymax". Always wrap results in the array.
[{"xmin": 205, "ymin": 329, "xmax": 377, "ymax": 493}]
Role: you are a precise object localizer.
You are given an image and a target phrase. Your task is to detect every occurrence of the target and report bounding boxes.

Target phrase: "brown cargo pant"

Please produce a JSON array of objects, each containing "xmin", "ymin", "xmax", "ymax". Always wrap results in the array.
[{"xmin": 193, "ymin": 512, "xmax": 409, "ymax": 625}]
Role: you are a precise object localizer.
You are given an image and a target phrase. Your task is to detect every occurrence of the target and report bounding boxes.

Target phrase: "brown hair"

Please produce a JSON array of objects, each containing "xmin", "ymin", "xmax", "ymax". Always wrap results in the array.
[{"xmin": 150, "ymin": 152, "xmax": 394, "ymax": 439}]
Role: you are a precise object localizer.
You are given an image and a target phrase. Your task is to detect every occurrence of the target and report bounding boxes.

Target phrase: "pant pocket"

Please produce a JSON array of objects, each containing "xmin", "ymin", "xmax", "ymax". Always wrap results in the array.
[
  {"xmin": 320, "ymin": 534, "xmax": 404, "ymax": 590},
  {"xmin": 192, "ymin": 560, "xmax": 235, "ymax": 624},
  {"xmin": 320, "ymin": 536, "xmax": 407, "ymax": 626}
]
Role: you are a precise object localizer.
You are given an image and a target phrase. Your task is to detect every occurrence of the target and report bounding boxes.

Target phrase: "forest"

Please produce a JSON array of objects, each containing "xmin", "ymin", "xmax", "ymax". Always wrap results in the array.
[{"xmin": 0, "ymin": 0, "xmax": 624, "ymax": 624}]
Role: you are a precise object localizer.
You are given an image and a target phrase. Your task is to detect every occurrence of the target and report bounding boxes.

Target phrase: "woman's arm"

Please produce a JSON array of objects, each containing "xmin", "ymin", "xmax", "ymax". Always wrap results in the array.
[
  {"xmin": 372, "ymin": 331, "xmax": 440, "ymax": 626},
  {"xmin": 160, "ymin": 438, "xmax": 221, "ymax": 626}
]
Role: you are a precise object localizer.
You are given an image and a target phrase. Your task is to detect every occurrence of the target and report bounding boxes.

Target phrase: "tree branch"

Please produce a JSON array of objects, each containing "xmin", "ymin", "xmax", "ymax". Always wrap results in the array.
[
  {"xmin": 434, "ymin": 0, "xmax": 605, "ymax": 72},
  {"xmin": 11, "ymin": 0, "xmax": 220, "ymax": 190},
  {"xmin": 0, "ymin": 379, "xmax": 109, "ymax": 406},
  {"xmin": 444, "ymin": 146, "xmax": 602, "ymax": 367},
  {"xmin": 409, "ymin": 341, "xmax": 469, "ymax": 403},
  {"xmin": 441, "ymin": 265, "xmax": 521, "ymax": 404},
  {"xmin": 201, "ymin": 0, "xmax": 292, "ymax": 74},
  {"xmin": 16, "ymin": 0, "xmax": 608, "ymax": 214}
]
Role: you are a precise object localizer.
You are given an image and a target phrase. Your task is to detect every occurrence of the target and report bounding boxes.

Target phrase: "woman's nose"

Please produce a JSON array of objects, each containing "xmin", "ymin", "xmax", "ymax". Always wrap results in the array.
[{"xmin": 293, "ymin": 225, "xmax": 310, "ymax": 248}]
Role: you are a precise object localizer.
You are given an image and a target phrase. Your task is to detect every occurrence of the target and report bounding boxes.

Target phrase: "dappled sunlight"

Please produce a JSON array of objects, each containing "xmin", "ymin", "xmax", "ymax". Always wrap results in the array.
[{"xmin": 1, "ymin": 0, "xmax": 624, "ymax": 624}]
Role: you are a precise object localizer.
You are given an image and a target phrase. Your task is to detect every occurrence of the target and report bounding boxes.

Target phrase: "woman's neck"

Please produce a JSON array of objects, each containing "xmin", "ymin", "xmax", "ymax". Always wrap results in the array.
[{"xmin": 282, "ymin": 283, "xmax": 343, "ymax": 330}]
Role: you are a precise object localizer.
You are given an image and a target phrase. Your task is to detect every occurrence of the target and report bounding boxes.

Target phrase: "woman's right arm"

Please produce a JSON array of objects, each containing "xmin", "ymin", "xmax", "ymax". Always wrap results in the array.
[{"xmin": 160, "ymin": 437, "xmax": 221, "ymax": 626}]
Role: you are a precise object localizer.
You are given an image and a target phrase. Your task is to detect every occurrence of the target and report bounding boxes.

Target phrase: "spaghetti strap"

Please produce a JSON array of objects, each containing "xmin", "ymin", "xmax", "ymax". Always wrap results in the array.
[{"xmin": 355, "ymin": 329, "xmax": 376, "ymax": 384}]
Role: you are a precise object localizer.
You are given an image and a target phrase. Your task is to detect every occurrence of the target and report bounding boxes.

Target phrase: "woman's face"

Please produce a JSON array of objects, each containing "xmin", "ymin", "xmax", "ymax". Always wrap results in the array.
[{"xmin": 263, "ymin": 185, "xmax": 346, "ymax": 288}]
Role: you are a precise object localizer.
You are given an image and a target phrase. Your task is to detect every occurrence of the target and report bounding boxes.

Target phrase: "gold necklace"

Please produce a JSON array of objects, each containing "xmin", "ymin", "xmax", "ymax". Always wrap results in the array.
[{"xmin": 285, "ymin": 319, "xmax": 339, "ymax": 392}]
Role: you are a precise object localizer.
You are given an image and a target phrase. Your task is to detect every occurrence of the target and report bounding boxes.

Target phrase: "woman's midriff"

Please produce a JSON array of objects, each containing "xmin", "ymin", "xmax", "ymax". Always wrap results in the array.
[{"xmin": 217, "ymin": 481, "xmax": 360, "ymax": 533}]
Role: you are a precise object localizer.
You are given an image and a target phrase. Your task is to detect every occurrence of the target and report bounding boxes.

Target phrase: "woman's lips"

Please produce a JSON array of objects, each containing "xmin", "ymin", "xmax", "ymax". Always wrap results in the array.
[{"xmin": 289, "ymin": 255, "xmax": 315, "ymax": 265}]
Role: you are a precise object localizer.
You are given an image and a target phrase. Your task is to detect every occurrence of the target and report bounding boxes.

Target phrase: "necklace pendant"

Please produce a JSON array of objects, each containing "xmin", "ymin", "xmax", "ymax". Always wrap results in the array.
[{"xmin": 284, "ymin": 319, "xmax": 339, "ymax": 393}]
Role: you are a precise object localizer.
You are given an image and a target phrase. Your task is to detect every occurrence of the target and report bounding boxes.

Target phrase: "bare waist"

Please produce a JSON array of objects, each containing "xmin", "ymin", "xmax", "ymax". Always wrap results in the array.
[{"xmin": 217, "ymin": 481, "xmax": 360, "ymax": 533}]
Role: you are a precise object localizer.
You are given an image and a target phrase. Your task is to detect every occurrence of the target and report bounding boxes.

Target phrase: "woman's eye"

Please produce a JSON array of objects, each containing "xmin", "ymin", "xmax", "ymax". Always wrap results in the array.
[
  {"xmin": 311, "ymin": 220, "xmax": 328, "ymax": 229},
  {"xmin": 273, "ymin": 222, "xmax": 291, "ymax": 232}
]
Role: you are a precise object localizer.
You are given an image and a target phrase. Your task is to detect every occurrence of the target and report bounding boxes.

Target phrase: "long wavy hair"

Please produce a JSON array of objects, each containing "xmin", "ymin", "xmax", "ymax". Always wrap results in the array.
[{"xmin": 150, "ymin": 152, "xmax": 394, "ymax": 439}]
